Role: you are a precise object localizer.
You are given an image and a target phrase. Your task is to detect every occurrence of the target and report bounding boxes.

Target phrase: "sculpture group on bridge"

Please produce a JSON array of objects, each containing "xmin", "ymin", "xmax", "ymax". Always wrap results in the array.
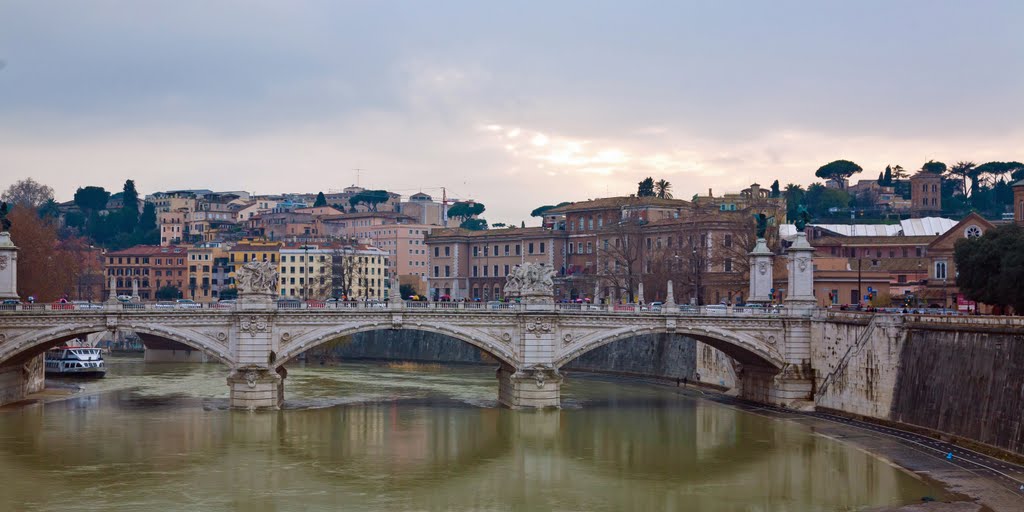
[
  {"xmin": 503, "ymin": 262, "xmax": 556, "ymax": 297},
  {"xmin": 234, "ymin": 261, "xmax": 279, "ymax": 295}
]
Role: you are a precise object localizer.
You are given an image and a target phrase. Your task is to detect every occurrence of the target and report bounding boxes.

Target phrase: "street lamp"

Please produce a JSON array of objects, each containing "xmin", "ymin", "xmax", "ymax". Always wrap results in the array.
[
  {"xmin": 692, "ymin": 246, "xmax": 702, "ymax": 305},
  {"xmin": 303, "ymin": 245, "xmax": 309, "ymax": 302}
]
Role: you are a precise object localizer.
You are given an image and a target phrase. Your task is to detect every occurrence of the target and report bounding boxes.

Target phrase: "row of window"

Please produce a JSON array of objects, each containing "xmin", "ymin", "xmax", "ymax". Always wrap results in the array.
[
  {"xmin": 829, "ymin": 246, "xmax": 925, "ymax": 258},
  {"xmin": 106, "ymin": 255, "xmax": 184, "ymax": 265}
]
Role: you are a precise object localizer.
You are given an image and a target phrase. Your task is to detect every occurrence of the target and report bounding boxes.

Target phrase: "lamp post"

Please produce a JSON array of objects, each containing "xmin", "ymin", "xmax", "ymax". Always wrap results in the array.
[
  {"xmin": 857, "ymin": 257, "xmax": 862, "ymax": 307},
  {"xmin": 303, "ymin": 245, "xmax": 309, "ymax": 302},
  {"xmin": 692, "ymin": 246, "xmax": 702, "ymax": 305}
]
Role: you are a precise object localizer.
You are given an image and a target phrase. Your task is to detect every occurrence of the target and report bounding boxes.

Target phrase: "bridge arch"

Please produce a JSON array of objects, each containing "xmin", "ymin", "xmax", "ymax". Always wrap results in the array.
[
  {"xmin": 555, "ymin": 324, "xmax": 784, "ymax": 371},
  {"xmin": 0, "ymin": 322, "xmax": 234, "ymax": 367},
  {"xmin": 275, "ymin": 322, "xmax": 517, "ymax": 368}
]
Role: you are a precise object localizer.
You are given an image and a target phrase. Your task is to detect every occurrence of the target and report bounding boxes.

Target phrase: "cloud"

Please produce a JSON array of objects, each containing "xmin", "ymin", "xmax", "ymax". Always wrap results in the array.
[{"xmin": 0, "ymin": 1, "xmax": 1022, "ymax": 224}]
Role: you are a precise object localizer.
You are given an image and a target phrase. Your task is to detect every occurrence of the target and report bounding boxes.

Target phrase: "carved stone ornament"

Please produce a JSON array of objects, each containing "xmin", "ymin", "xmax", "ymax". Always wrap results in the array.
[
  {"xmin": 757, "ymin": 261, "xmax": 768, "ymax": 275},
  {"xmin": 797, "ymin": 257, "xmax": 809, "ymax": 272},
  {"xmin": 767, "ymin": 335, "xmax": 777, "ymax": 345},
  {"xmin": 216, "ymin": 332, "xmax": 228, "ymax": 342},
  {"xmin": 280, "ymin": 332, "xmax": 291, "ymax": 342},
  {"xmin": 501, "ymin": 332, "xmax": 512, "ymax": 342},
  {"xmin": 525, "ymin": 322, "xmax": 552, "ymax": 335},
  {"xmin": 240, "ymin": 315, "xmax": 269, "ymax": 337},
  {"xmin": 235, "ymin": 261, "xmax": 279, "ymax": 295},
  {"xmin": 504, "ymin": 262, "xmax": 556, "ymax": 297},
  {"xmin": 245, "ymin": 370, "xmax": 259, "ymax": 388},
  {"xmin": 0, "ymin": 254, "xmax": 7, "ymax": 271},
  {"xmin": 562, "ymin": 333, "xmax": 573, "ymax": 344}
]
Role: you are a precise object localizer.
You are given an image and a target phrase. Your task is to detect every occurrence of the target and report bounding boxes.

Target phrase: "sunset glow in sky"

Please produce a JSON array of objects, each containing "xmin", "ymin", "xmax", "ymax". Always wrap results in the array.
[{"xmin": 1, "ymin": 1, "xmax": 1022, "ymax": 223}]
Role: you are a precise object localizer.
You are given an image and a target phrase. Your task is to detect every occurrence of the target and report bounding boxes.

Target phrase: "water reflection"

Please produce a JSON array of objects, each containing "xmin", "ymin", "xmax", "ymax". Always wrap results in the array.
[{"xmin": 0, "ymin": 360, "xmax": 944, "ymax": 511}]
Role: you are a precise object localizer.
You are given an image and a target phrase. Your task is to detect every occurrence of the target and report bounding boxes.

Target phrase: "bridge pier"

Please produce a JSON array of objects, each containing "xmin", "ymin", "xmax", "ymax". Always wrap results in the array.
[
  {"xmin": 497, "ymin": 363, "xmax": 561, "ymax": 409},
  {"xmin": 737, "ymin": 364, "xmax": 814, "ymax": 410},
  {"xmin": 227, "ymin": 367, "xmax": 285, "ymax": 410},
  {"xmin": 0, "ymin": 355, "xmax": 45, "ymax": 406}
]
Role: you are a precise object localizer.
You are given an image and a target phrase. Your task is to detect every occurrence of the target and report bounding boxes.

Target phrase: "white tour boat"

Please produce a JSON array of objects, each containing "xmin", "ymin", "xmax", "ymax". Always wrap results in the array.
[{"xmin": 45, "ymin": 346, "xmax": 107, "ymax": 377}]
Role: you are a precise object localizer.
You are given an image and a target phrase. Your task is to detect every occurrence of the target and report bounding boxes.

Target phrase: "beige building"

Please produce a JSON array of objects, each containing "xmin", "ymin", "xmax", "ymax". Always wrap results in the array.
[
  {"xmin": 158, "ymin": 209, "xmax": 188, "ymax": 246},
  {"xmin": 186, "ymin": 242, "xmax": 231, "ymax": 303},
  {"xmin": 279, "ymin": 243, "xmax": 335, "ymax": 300},
  {"xmin": 691, "ymin": 183, "xmax": 788, "ymax": 223},
  {"xmin": 319, "ymin": 212, "xmax": 434, "ymax": 293},
  {"xmin": 399, "ymin": 192, "xmax": 446, "ymax": 226},
  {"xmin": 425, "ymin": 227, "xmax": 566, "ymax": 301},
  {"xmin": 278, "ymin": 243, "xmax": 391, "ymax": 300},
  {"xmin": 910, "ymin": 171, "xmax": 942, "ymax": 217}
]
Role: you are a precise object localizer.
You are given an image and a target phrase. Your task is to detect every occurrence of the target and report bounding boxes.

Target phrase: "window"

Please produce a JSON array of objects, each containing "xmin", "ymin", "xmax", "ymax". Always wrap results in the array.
[
  {"xmin": 444, "ymin": 246, "xmax": 451, "ymax": 257},
  {"xmin": 528, "ymin": 242, "xmax": 534, "ymax": 254},
  {"xmin": 504, "ymin": 264, "xmax": 509, "ymax": 275},
  {"xmin": 540, "ymin": 242, "xmax": 545, "ymax": 253},
  {"xmin": 902, "ymin": 248, "xmax": 908, "ymax": 257},
  {"xmin": 897, "ymin": 274, "xmax": 907, "ymax": 284},
  {"xmin": 473, "ymin": 266, "xmax": 478, "ymax": 277},
  {"xmin": 515, "ymin": 244, "xmax": 521, "ymax": 256},
  {"xmin": 915, "ymin": 247, "xmax": 922, "ymax": 257},
  {"xmin": 935, "ymin": 261, "xmax": 947, "ymax": 280},
  {"xmin": 504, "ymin": 245, "xmax": 510, "ymax": 256},
  {"xmin": 587, "ymin": 242, "xmax": 592, "ymax": 254},
  {"xmin": 724, "ymin": 258, "xmax": 733, "ymax": 272},
  {"xmin": 493, "ymin": 265, "xmax": 498, "ymax": 276},
  {"xmin": 876, "ymin": 250, "xmax": 881, "ymax": 258},
  {"xmin": 433, "ymin": 266, "xmax": 439, "ymax": 277},
  {"xmin": 483, "ymin": 265, "xmax": 488, "ymax": 276},
  {"xmin": 444, "ymin": 265, "xmax": 450, "ymax": 277},
  {"xmin": 889, "ymin": 250, "xmax": 895, "ymax": 258},
  {"xmin": 724, "ymin": 235, "xmax": 732, "ymax": 248}
]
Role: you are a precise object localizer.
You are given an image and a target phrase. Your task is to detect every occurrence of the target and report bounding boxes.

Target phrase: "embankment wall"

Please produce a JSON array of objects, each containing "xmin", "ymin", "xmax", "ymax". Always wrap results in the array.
[{"xmin": 813, "ymin": 313, "xmax": 1024, "ymax": 455}]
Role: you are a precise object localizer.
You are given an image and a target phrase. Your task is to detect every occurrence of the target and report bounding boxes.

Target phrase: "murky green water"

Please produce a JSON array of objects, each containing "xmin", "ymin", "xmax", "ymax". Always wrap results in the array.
[{"xmin": 0, "ymin": 357, "xmax": 945, "ymax": 511}]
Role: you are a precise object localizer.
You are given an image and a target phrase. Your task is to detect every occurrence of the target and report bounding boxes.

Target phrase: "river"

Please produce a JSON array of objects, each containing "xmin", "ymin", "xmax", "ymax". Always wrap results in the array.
[{"xmin": 0, "ymin": 356, "xmax": 949, "ymax": 511}]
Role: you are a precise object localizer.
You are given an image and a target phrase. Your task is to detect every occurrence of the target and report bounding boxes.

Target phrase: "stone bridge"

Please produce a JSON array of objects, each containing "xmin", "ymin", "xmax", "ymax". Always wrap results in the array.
[
  {"xmin": 0, "ymin": 301, "xmax": 815, "ymax": 410},
  {"xmin": 0, "ymin": 229, "xmax": 824, "ymax": 410}
]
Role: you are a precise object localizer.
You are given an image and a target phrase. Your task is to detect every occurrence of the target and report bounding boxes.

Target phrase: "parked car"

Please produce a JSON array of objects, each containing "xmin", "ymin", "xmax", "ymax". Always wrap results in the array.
[
  {"xmin": 71, "ymin": 301, "xmax": 104, "ymax": 310},
  {"xmin": 703, "ymin": 304, "xmax": 727, "ymax": 315},
  {"xmin": 175, "ymin": 299, "xmax": 201, "ymax": 309},
  {"xmin": 277, "ymin": 299, "xmax": 302, "ymax": 309}
]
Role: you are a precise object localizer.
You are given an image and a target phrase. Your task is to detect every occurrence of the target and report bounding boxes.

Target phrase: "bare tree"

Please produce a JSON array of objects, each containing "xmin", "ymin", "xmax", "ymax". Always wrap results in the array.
[
  {"xmin": 3, "ymin": 178, "xmax": 54, "ymax": 209},
  {"xmin": 596, "ymin": 218, "xmax": 646, "ymax": 302},
  {"xmin": 331, "ymin": 247, "xmax": 367, "ymax": 299}
]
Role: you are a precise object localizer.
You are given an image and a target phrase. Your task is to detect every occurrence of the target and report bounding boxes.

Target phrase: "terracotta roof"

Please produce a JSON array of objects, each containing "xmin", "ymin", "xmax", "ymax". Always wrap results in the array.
[
  {"xmin": 106, "ymin": 245, "xmax": 186, "ymax": 256},
  {"xmin": 547, "ymin": 196, "xmax": 691, "ymax": 214},
  {"xmin": 427, "ymin": 227, "xmax": 554, "ymax": 239},
  {"xmin": 814, "ymin": 235, "xmax": 936, "ymax": 246},
  {"xmin": 229, "ymin": 242, "xmax": 283, "ymax": 252},
  {"xmin": 320, "ymin": 211, "xmax": 413, "ymax": 221}
]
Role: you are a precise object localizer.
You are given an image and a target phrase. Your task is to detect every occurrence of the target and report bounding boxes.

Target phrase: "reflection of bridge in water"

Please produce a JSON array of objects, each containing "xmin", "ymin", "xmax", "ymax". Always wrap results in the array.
[
  {"xmin": 0, "ymin": 386, "xmax": 926, "ymax": 511},
  {"xmin": 0, "ymin": 301, "xmax": 813, "ymax": 409}
]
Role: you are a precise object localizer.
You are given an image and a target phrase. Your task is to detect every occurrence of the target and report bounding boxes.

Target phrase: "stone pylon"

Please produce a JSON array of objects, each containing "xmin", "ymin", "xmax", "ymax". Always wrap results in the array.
[
  {"xmin": 665, "ymin": 280, "xmax": 676, "ymax": 307},
  {"xmin": 389, "ymin": 278, "xmax": 403, "ymax": 309},
  {"xmin": 785, "ymin": 232, "xmax": 816, "ymax": 314},
  {"xmin": 0, "ymin": 232, "xmax": 17, "ymax": 300},
  {"xmin": 637, "ymin": 282, "xmax": 645, "ymax": 304},
  {"xmin": 748, "ymin": 238, "xmax": 774, "ymax": 304},
  {"xmin": 107, "ymin": 275, "xmax": 118, "ymax": 303},
  {"xmin": 131, "ymin": 279, "xmax": 140, "ymax": 302}
]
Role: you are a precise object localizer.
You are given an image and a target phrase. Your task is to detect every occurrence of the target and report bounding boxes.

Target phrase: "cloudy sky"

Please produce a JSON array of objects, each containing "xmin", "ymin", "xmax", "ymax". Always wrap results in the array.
[{"xmin": 1, "ymin": 1, "xmax": 1022, "ymax": 224}]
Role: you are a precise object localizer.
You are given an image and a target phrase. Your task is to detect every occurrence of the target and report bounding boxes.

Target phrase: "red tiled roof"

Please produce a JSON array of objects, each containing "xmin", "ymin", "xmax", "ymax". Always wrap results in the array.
[{"xmin": 106, "ymin": 245, "xmax": 186, "ymax": 256}]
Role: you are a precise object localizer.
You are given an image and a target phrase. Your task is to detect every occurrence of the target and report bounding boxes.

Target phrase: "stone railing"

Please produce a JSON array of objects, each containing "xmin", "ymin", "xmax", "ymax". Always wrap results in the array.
[{"xmin": 0, "ymin": 300, "xmax": 800, "ymax": 317}]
